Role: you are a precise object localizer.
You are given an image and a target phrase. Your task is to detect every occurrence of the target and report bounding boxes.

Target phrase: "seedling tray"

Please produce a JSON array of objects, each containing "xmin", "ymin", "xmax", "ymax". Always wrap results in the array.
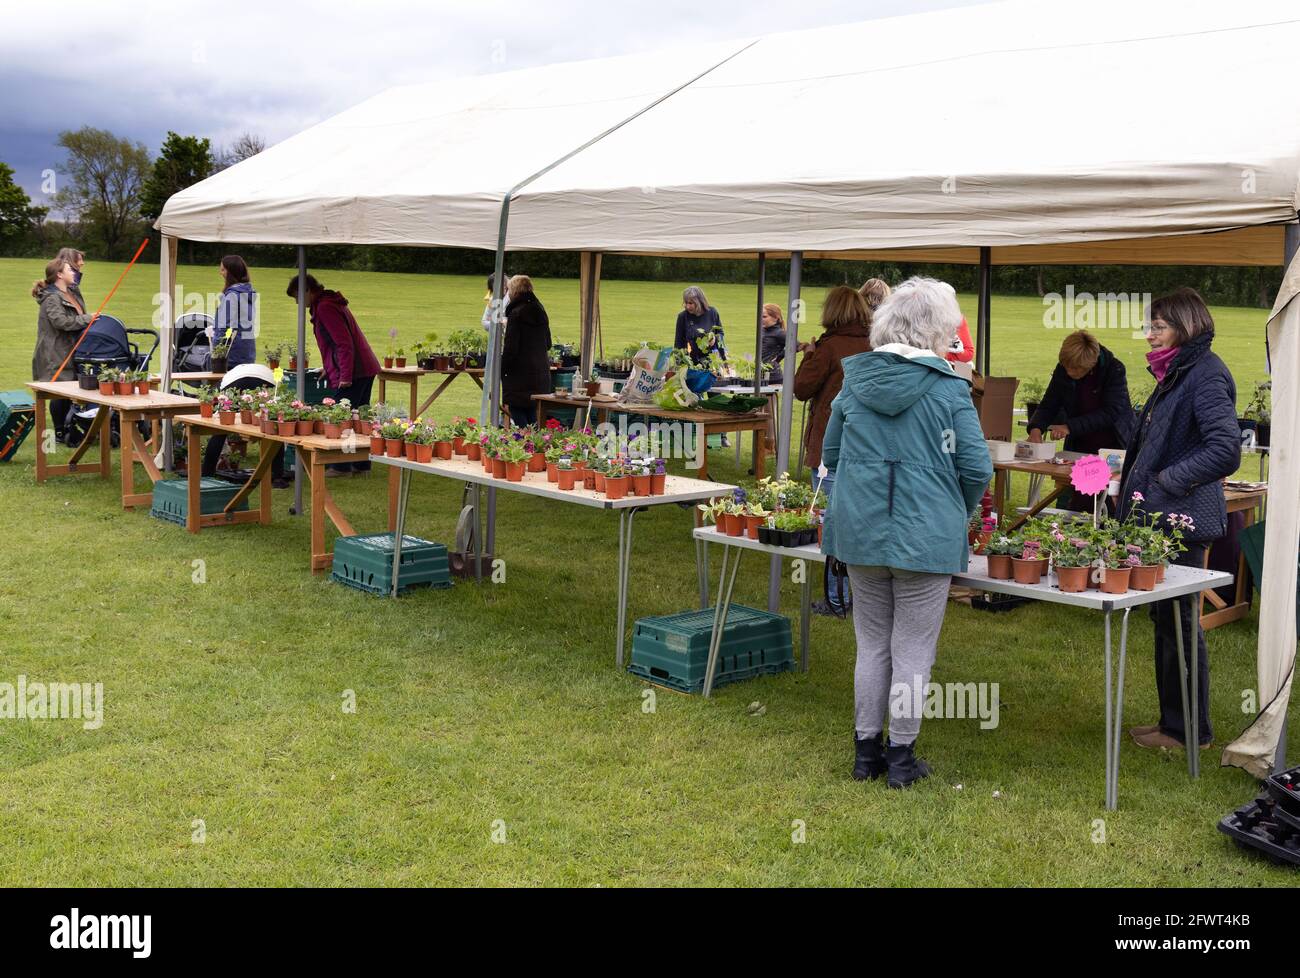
[
  {"xmin": 1264, "ymin": 765, "xmax": 1300, "ymax": 817},
  {"xmin": 628, "ymin": 604, "xmax": 793, "ymax": 694},
  {"xmin": 1218, "ymin": 796, "xmax": 1300, "ymax": 867}
]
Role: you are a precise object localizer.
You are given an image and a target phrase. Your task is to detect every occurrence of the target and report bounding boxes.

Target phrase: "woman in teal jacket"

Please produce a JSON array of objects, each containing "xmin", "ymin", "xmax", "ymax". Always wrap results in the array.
[{"xmin": 821, "ymin": 277, "xmax": 993, "ymax": 789}]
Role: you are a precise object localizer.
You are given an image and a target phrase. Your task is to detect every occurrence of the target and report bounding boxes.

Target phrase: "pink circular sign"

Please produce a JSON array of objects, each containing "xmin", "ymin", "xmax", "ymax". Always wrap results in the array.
[{"xmin": 1070, "ymin": 455, "xmax": 1112, "ymax": 496}]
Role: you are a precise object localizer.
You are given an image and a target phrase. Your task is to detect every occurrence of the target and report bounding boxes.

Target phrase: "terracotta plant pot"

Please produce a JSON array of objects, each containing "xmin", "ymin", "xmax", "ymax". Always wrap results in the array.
[
  {"xmin": 492, "ymin": 458, "xmax": 507, "ymax": 479},
  {"xmin": 415, "ymin": 443, "xmax": 433, "ymax": 464},
  {"xmin": 262, "ymin": 418, "xmax": 276, "ymax": 435},
  {"xmin": 322, "ymin": 422, "xmax": 342, "ymax": 439},
  {"xmin": 370, "ymin": 435, "xmax": 384, "ymax": 455},
  {"xmin": 482, "ymin": 451, "xmax": 493, "ymax": 471},
  {"xmin": 556, "ymin": 468, "xmax": 577, "ymax": 490},
  {"xmin": 136, "ymin": 381, "xmax": 151, "ymax": 395},
  {"xmin": 98, "ymin": 381, "xmax": 114, "ymax": 395},
  {"xmin": 267, "ymin": 359, "xmax": 279, "ymax": 370},
  {"xmin": 1055, "ymin": 564, "xmax": 1089, "ymax": 593},
  {"xmin": 384, "ymin": 438, "xmax": 403, "ymax": 456},
  {"xmin": 465, "ymin": 443, "xmax": 481, "ymax": 461},
  {"xmin": 404, "ymin": 442, "xmax": 419, "ymax": 461},
  {"xmin": 594, "ymin": 472, "xmax": 606, "ymax": 492},
  {"xmin": 505, "ymin": 461, "xmax": 526, "ymax": 482},
  {"xmin": 726, "ymin": 513, "xmax": 745, "ymax": 537},
  {"xmin": 452, "ymin": 436, "xmax": 465, "ymax": 455},
  {"xmin": 583, "ymin": 470, "xmax": 597, "ymax": 490},
  {"xmin": 986, "ymin": 555, "xmax": 1013, "ymax": 580},
  {"xmin": 199, "ymin": 402, "xmax": 214, "ymax": 418},
  {"xmin": 604, "ymin": 475, "xmax": 628, "ymax": 499},
  {"xmin": 434, "ymin": 441, "xmax": 453, "ymax": 460},
  {"xmin": 528, "ymin": 452, "xmax": 546, "ymax": 473},
  {"xmin": 585, "ymin": 381, "xmax": 600, "ymax": 397},
  {"xmin": 1156, "ymin": 564, "xmax": 1167, "ymax": 583},
  {"xmin": 1011, "ymin": 557, "xmax": 1046, "ymax": 585},
  {"xmin": 433, "ymin": 356, "xmax": 449, "ymax": 372},
  {"xmin": 313, "ymin": 420, "xmax": 325, "ymax": 435},
  {"xmin": 1099, "ymin": 566, "xmax": 1131, "ymax": 594},
  {"xmin": 116, "ymin": 381, "xmax": 134, "ymax": 396},
  {"xmin": 546, "ymin": 461, "xmax": 559, "ymax": 483},
  {"xmin": 218, "ymin": 410, "xmax": 235, "ymax": 425},
  {"xmin": 744, "ymin": 514, "xmax": 764, "ymax": 540},
  {"xmin": 1130, "ymin": 564, "xmax": 1159, "ymax": 591},
  {"xmin": 296, "ymin": 420, "xmax": 314, "ymax": 436},
  {"xmin": 395, "ymin": 358, "xmax": 407, "ymax": 368},
  {"xmin": 632, "ymin": 474, "xmax": 652, "ymax": 497},
  {"xmin": 279, "ymin": 421, "xmax": 298, "ymax": 437},
  {"xmin": 972, "ymin": 531, "xmax": 993, "ymax": 555},
  {"xmin": 650, "ymin": 473, "xmax": 666, "ymax": 495},
  {"xmin": 240, "ymin": 410, "xmax": 254, "ymax": 425},
  {"xmin": 383, "ymin": 357, "xmax": 394, "ymax": 369}
]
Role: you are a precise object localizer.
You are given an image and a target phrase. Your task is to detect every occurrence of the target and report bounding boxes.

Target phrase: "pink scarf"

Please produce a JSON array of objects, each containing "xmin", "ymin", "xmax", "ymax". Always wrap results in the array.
[{"xmin": 1147, "ymin": 345, "xmax": 1178, "ymax": 382}]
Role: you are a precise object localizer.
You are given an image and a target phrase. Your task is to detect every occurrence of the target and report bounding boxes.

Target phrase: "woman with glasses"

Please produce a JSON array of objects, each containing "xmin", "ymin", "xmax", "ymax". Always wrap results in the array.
[{"xmin": 1118, "ymin": 288, "xmax": 1240, "ymax": 753}]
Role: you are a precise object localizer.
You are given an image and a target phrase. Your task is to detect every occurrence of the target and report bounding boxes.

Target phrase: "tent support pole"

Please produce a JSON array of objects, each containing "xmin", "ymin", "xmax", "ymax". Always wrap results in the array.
[
  {"xmin": 977, "ymin": 246, "xmax": 992, "ymax": 375},
  {"xmin": 294, "ymin": 247, "xmax": 306, "ymax": 516},
  {"xmin": 482, "ymin": 197, "xmax": 512, "ymax": 557},
  {"xmin": 1275, "ymin": 222, "xmax": 1300, "ymax": 774},
  {"xmin": 580, "ymin": 252, "xmax": 601, "ymax": 380},
  {"xmin": 770, "ymin": 251, "xmax": 802, "ymax": 612},
  {"xmin": 159, "ymin": 235, "xmax": 177, "ymax": 471}
]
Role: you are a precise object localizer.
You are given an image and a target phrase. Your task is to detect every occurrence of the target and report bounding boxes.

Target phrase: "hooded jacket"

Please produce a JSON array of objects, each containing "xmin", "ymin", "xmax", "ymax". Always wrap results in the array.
[
  {"xmin": 214, "ymin": 281, "xmax": 258, "ymax": 369},
  {"xmin": 501, "ymin": 290, "xmax": 553, "ymax": 404},
  {"xmin": 32, "ymin": 285, "xmax": 90, "ymax": 382},
  {"xmin": 1117, "ymin": 331, "xmax": 1239, "ymax": 543},
  {"xmin": 309, "ymin": 290, "xmax": 380, "ymax": 388},
  {"xmin": 1027, "ymin": 344, "xmax": 1137, "ymax": 453},
  {"xmin": 821, "ymin": 344, "xmax": 993, "ymax": 574},
  {"xmin": 793, "ymin": 318, "xmax": 871, "ymax": 468}
]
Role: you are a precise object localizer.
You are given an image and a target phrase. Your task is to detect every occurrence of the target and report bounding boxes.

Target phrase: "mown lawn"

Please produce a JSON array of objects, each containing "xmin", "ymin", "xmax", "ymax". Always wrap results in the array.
[{"xmin": 0, "ymin": 257, "xmax": 1289, "ymax": 886}]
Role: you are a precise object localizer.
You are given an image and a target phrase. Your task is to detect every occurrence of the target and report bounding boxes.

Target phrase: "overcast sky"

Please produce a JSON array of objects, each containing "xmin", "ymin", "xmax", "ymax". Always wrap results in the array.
[{"xmin": 0, "ymin": 0, "xmax": 992, "ymax": 203}]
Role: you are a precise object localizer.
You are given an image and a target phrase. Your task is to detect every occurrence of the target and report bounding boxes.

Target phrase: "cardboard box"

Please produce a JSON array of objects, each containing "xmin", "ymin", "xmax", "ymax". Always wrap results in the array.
[{"xmin": 970, "ymin": 373, "xmax": 1019, "ymax": 442}]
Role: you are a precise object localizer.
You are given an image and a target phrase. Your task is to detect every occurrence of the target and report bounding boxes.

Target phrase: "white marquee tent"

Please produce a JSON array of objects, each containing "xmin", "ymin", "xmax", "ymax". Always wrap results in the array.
[{"xmin": 156, "ymin": 0, "xmax": 1300, "ymax": 776}]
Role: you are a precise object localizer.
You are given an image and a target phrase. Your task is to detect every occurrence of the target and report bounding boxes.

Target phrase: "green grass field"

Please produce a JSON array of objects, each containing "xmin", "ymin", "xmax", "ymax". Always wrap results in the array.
[{"xmin": 0, "ymin": 257, "xmax": 1288, "ymax": 886}]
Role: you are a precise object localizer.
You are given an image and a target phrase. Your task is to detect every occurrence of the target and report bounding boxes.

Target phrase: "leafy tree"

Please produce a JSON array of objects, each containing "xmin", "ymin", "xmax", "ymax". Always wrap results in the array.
[
  {"xmin": 0, "ymin": 162, "xmax": 35, "ymax": 244},
  {"xmin": 55, "ymin": 127, "xmax": 151, "ymax": 259},
  {"xmin": 140, "ymin": 131, "xmax": 214, "ymax": 222}
]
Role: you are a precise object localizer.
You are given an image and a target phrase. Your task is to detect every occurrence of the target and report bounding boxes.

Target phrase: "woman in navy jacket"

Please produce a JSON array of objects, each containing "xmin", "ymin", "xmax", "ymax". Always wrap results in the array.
[{"xmin": 1118, "ymin": 288, "xmax": 1240, "ymax": 752}]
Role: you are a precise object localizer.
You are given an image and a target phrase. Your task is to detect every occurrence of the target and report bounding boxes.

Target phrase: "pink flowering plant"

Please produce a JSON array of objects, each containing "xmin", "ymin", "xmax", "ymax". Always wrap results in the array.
[{"xmin": 1043, "ymin": 520, "xmax": 1098, "ymax": 568}]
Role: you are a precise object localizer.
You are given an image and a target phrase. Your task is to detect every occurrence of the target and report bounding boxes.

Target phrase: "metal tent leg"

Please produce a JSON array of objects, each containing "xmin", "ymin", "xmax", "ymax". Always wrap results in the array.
[
  {"xmin": 703, "ymin": 544, "xmax": 743, "ymax": 698},
  {"xmin": 389, "ymin": 467, "xmax": 411, "ymax": 598}
]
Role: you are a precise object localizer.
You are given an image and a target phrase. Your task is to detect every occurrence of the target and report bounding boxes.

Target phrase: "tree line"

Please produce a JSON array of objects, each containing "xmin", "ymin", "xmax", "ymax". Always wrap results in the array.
[{"xmin": 0, "ymin": 126, "xmax": 1284, "ymax": 308}]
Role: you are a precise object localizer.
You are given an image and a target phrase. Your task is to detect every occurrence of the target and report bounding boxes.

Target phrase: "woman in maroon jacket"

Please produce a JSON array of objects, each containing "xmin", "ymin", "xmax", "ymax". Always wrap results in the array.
[{"xmin": 286, "ymin": 274, "xmax": 381, "ymax": 474}]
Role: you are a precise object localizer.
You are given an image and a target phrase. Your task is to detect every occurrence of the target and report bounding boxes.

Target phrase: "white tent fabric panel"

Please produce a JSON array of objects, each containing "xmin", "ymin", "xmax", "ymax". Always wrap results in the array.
[
  {"xmin": 155, "ymin": 38, "xmax": 751, "ymax": 246},
  {"xmin": 1223, "ymin": 255, "xmax": 1299, "ymax": 777},
  {"xmin": 157, "ymin": 0, "xmax": 1300, "ymax": 257}
]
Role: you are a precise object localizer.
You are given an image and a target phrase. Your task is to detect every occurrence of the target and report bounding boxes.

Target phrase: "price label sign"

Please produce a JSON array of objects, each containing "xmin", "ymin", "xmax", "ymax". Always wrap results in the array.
[{"xmin": 1070, "ymin": 455, "xmax": 1112, "ymax": 496}]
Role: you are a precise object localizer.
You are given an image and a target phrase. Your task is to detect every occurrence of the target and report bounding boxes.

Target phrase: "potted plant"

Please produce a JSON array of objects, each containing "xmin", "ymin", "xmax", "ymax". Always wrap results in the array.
[
  {"xmin": 265, "ymin": 343, "xmax": 284, "ymax": 370},
  {"xmin": 556, "ymin": 459, "xmax": 578, "ymax": 490},
  {"xmin": 394, "ymin": 347, "xmax": 407, "ymax": 369},
  {"xmin": 650, "ymin": 458, "xmax": 667, "ymax": 495},
  {"xmin": 432, "ymin": 422, "xmax": 454, "ymax": 460},
  {"xmin": 292, "ymin": 402, "xmax": 315, "ymax": 436},
  {"xmin": 379, "ymin": 418, "xmax": 408, "ymax": 457},
  {"xmin": 113, "ymin": 369, "xmax": 134, "ymax": 396},
  {"xmin": 383, "ymin": 327, "xmax": 398, "ymax": 369},
  {"xmin": 319, "ymin": 397, "xmax": 349, "ymax": 439},
  {"xmin": 1045, "ymin": 523, "xmax": 1095, "ymax": 593},
  {"xmin": 132, "ymin": 369, "xmax": 150, "ymax": 395},
  {"xmin": 1097, "ymin": 537, "xmax": 1133, "ymax": 594},
  {"xmin": 237, "ymin": 391, "xmax": 257, "ymax": 425},
  {"xmin": 210, "ymin": 333, "xmax": 233, "ymax": 373},
  {"xmin": 196, "ymin": 384, "xmax": 218, "ymax": 418},
  {"xmin": 500, "ymin": 439, "xmax": 529, "ymax": 481},
  {"xmin": 602, "ymin": 458, "xmax": 628, "ymax": 498},
  {"xmin": 629, "ymin": 460, "xmax": 653, "ymax": 497},
  {"xmin": 983, "ymin": 532, "xmax": 1018, "ymax": 579},
  {"xmin": 743, "ymin": 503, "xmax": 769, "ymax": 540},
  {"xmin": 287, "ymin": 347, "xmax": 306, "ymax": 372},
  {"xmin": 1019, "ymin": 378, "xmax": 1045, "ymax": 419},
  {"xmin": 463, "ymin": 422, "xmax": 482, "ymax": 461},
  {"xmin": 216, "ymin": 394, "xmax": 237, "ymax": 426},
  {"xmin": 404, "ymin": 420, "xmax": 435, "ymax": 463},
  {"xmin": 1243, "ymin": 380, "xmax": 1271, "ymax": 448},
  {"xmin": 96, "ymin": 366, "xmax": 117, "ymax": 395},
  {"xmin": 1010, "ymin": 537, "xmax": 1047, "ymax": 585},
  {"xmin": 75, "ymin": 363, "xmax": 97, "ymax": 390}
]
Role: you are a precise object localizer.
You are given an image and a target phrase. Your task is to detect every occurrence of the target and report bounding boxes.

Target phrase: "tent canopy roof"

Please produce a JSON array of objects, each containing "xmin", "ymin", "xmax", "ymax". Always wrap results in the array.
[{"xmin": 157, "ymin": 0, "xmax": 1300, "ymax": 264}]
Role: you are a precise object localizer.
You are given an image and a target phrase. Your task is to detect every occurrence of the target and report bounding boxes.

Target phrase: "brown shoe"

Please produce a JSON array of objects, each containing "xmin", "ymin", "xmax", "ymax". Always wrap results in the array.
[
  {"xmin": 1132, "ymin": 729, "xmax": 1214, "ymax": 750},
  {"xmin": 1129, "ymin": 724, "xmax": 1160, "ymax": 738}
]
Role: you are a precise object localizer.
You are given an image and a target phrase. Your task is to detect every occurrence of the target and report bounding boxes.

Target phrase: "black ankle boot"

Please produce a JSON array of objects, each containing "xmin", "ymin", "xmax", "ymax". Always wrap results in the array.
[
  {"xmin": 852, "ymin": 733, "xmax": 886, "ymax": 781},
  {"xmin": 885, "ymin": 740, "xmax": 931, "ymax": 789}
]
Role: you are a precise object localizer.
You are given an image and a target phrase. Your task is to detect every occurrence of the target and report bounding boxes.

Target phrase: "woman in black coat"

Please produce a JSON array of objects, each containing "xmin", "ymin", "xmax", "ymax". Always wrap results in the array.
[
  {"xmin": 500, "ymin": 275, "xmax": 552, "ymax": 426},
  {"xmin": 1027, "ymin": 330, "xmax": 1136, "ymax": 454},
  {"xmin": 1118, "ymin": 288, "xmax": 1240, "ymax": 752}
]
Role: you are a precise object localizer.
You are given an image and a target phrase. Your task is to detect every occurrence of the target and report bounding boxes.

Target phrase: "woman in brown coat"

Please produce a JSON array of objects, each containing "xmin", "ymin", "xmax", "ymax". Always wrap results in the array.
[
  {"xmin": 793, "ymin": 283, "xmax": 880, "ymax": 616},
  {"xmin": 31, "ymin": 257, "xmax": 92, "ymax": 436}
]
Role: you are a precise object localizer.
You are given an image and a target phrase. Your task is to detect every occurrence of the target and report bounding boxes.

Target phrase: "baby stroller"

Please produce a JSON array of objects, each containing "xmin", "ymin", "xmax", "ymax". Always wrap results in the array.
[
  {"xmin": 172, "ymin": 313, "xmax": 214, "ymax": 377},
  {"xmin": 63, "ymin": 314, "xmax": 159, "ymax": 448}
]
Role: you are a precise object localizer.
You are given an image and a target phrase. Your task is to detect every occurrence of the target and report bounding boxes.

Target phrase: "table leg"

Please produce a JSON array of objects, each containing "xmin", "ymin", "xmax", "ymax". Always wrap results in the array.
[
  {"xmin": 34, "ymin": 392, "xmax": 47, "ymax": 482},
  {"xmin": 993, "ymin": 468, "xmax": 1008, "ymax": 521},
  {"xmin": 259, "ymin": 448, "xmax": 273, "ymax": 525},
  {"xmin": 119, "ymin": 411, "xmax": 136, "ymax": 508},
  {"xmin": 378, "ymin": 376, "xmax": 388, "ymax": 405},
  {"xmin": 615, "ymin": 507, "xmax": 640, "ymax": 668},
  {"xmin": 67, "ymin": 403, "xmax": 106, "ymax": 469},
  {"xmin": 408, "ymin": 380, "xmax": 418, "ymax": 420},
  {"xmin": 472, "ymin": 482, "xmax": 483, "ymax": 585},
  {"xmin": 692, "ymin": 422, "xmax": 709, "ymax": 480},
  {"xmin": 309, "ymin": 448, "xmax": 326, "ymax": 573},
  {"xmin": 387, "ymin": 464, "xmax": 400, "ymax": 532},
  {"xmin": 1185, "ymin": 596, "xmax": 1199, "ymax": 778},
  {"xmin": 696, "ymin": 535, "xmax": 710, "ymax": 610},
  {"xmin": 753, "ymin": 424, "xmax": 766, "ymax": 479},
  {"xmin": 99, "ymin": 403, "xmax": 111, "ymax": 479},
  {"xmin": 1110, "ymin": 608, "xmax": 1131, "ymax": 809},
  {"xmin": 1104, "ymin": 608, "xmax": 1114, "ymax": 810},
  {"xmin": 187, "ymin": 425, "xmax": 201, "ymax": 534},
  {"xmin": 389, "ymin": 467, "xmax": 411, "ymax": 598},
  {"xmin": 703, "ymin": 545, "xmax": 743, "ymax": 698},
  {"xmin": 800, "ymin": 567, "xmax": 812, "ymax": 673}
]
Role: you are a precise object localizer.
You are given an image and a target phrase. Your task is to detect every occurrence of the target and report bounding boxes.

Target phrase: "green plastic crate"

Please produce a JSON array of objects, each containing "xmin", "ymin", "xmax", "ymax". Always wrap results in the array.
[
  {"xmin": 150, "ymin": 477, "xmax": 249, "ymax": 526},
  {"xmin": 628, "ymin": 604, "xmax": 794, "ymax": 694},
  {"xmin": 331, "ymin": 533, "xmax": 451, "ymax": 596},
  {"xmin": 278, "ymin": 369, "xmax": 335, "ymax": 405},
  {"xmin": 0, "ymin": 391, "xmax": 35, "ymax": 462}
]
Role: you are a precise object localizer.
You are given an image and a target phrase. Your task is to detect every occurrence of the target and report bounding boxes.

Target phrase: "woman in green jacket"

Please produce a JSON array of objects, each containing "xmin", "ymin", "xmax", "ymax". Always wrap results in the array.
[
  {"xmin": 31, "ymin": 256, "xmax": 92, "ymax": 437},
  {"xmin": 821, "ymin": 277, "xmax": 993, "ymax": 789}
]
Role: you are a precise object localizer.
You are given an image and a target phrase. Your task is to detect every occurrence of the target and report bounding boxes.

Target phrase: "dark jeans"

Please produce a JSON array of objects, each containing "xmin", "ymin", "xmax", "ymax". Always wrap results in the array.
[
  {"xmin": 1152, "ymin": 542, "xmax": 1212, "ymax": 745},
  {"xmin": 201, "ymin": 433, "xmax": 285, "ymax": 480},
  {"xmin": 329, "ymin": 375, "xmax": 375, "ymax": 472},
  {"xmin": 507, "ymin": 402, "xmax": 536, "ymax": 427}
]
